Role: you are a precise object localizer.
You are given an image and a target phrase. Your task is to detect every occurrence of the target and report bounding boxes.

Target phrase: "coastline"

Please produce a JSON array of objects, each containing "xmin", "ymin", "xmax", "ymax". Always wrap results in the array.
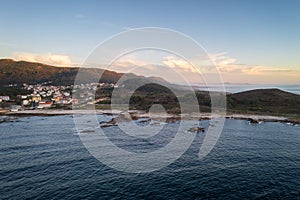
[{"xmin": 0, "ymin": 109, "xmax": 299, "ymax": 125}]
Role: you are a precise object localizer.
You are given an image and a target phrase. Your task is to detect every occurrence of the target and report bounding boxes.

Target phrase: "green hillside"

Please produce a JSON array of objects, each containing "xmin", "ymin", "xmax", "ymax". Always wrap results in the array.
[
  {"xmin": 1, "ymin": 59, "xmax": 299, "ymax": 116},
  {"xmin": 0, "ymin": 59, "xmax": 136, "ymax": 86},
  {"xmin": 227, "ymin": 89, "xmax": 300, "ymax": 115}
]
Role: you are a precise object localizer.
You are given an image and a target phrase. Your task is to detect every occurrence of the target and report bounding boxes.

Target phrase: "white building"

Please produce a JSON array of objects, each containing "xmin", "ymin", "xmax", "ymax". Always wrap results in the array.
[
  {"xmin": 0, "ymin": 96, "xmax": 10, "ymax": 101},
  {"xmin": 37, "ymin": 101, "xmax": 53, "ymax": 109},
  {"xmin": 22, "ymin": 99, "xmax": 30, "ymax": 106},
  {"xmin": 10, "ymin": 105, "xmax": 22, "ymax": 112}
]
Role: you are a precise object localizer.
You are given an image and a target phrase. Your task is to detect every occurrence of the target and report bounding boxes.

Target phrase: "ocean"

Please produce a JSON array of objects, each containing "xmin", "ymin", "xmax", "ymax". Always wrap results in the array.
[
  {"xmin": 195, "ymin": 84, "xmax": 300, "ymax": 95},
  {"xmin": 1, "ymin": 115, "xmax": 300, "ymax": 199}
]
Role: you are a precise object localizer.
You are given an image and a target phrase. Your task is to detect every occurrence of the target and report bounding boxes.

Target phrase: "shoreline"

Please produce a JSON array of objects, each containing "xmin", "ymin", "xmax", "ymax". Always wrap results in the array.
[{"xmin": 0, "ymin": 109, "xmax": 299, "ymax": 125}]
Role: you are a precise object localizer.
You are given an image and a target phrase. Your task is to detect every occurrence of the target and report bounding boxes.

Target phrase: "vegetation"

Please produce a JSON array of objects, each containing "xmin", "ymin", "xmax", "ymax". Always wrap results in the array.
[
  {"xmin": 227, "ymin": 89, "xmax": 300, "ymax": 115},
  {"xmin": 128, "ymin": 83, "xmax": 181, "ymax": 114},
  {"xmin": 0, "ymin": 59, "xmax": 299, "ymax": 117},
  {"xmin": 0, "ymin": 59, "xmax": 149, "ymax": 86},
  {"xmin": 0, "ymin": 87, "xmax": 31, "ymax": 100},
  {"xmin": 0, "ymin": 87, "xmax": 32, "ymax": 108}
]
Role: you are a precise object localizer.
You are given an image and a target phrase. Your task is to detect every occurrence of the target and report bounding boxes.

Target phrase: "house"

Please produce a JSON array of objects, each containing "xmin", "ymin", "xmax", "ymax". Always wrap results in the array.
[
  {"xmin": 31, "ymin": 94, "xmax": 42, "ymax": 102},
  {"xmin": 22, "ymin": 99, "xmax": 30, "ymax": 106},
  {"xmin": 63, "ymin": 92, "xmax": 70, "ymax": 97},
  {"xmin": 10, "ymin": 105, "xmax": 22, "ymax": 112},
  {"xmin": 94, "ymin": 97, "xmax": 110, "ymax": 103},
  {"xmin": 37, "ymin": 101, "xmax": 53, "ymax": 109},
  {"xmin": 0, "ymin": 96, "xmax": 10, "ymax": 101}
]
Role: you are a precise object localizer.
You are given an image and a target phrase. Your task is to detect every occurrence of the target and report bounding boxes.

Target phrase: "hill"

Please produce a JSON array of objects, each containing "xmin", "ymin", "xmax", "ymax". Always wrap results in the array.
[
  {"xmin": 0, "ymin": 59, "xmax": 160, "ymax": 86},
  {"xmin": 127, "ymin": 87, "xmax": 300, "ymax": 115},
  {"xmin": 0, "ymin": 59, "xmax": 299, "ymax": 116},
  {"xmin": 228, "ymin": 88, "xmax": 300, "ymax": 115}
]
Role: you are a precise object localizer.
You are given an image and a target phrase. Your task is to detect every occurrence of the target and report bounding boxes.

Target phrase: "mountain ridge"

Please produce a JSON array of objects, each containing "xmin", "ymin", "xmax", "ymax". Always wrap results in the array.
[
  {"xmin": 0, "ymin": 59, "xmax": 167, "ymax": 86},
  {"xmin": 0, "ymin": 59, "xmax": 299, "ymax": 116}
]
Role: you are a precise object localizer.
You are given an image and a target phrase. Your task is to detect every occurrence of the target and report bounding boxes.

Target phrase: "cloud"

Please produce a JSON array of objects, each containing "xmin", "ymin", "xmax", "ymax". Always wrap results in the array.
[
  {"xmin": 67, "ymin": 51, "xmax": 298, "ymax": 84},
  {"xmin": 113, "ymin": 58, "xmax": 147, "ymax": 68},
  {"xmin": 159, "ymin": 53, "xmax": 299, "ymax": 84},
  {"xmin": 12, "ymin": 52, "xmax": 73, "ymax": 66},
  {"xmin": 209, "ymin": 52, "xmax": 294, "ymax": 75},
  {"xmin": 162, "ymin": 56, "xmax": 198, "ymax": 73}
]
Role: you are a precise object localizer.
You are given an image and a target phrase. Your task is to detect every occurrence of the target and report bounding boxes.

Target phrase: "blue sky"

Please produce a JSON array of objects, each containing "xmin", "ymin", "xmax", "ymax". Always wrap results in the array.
[{"xmin": 1, "ymin": 0, "xmax": 300, "ymax": 84}]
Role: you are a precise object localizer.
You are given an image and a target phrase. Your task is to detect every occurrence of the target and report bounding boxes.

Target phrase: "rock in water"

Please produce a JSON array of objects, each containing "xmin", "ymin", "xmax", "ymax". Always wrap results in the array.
[
  {"xmin": 248, "ymin": 118, "xmax": 260, "ymax": 124},
  {"xmin": 188, "ymin": 127, "xmax": 205, "ymax": 133}
]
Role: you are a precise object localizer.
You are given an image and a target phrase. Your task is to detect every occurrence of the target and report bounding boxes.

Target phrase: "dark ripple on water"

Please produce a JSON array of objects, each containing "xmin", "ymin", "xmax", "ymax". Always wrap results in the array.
[{"xmin": 0, "ymin": 116, "xmax": 300, "ymax": 199}]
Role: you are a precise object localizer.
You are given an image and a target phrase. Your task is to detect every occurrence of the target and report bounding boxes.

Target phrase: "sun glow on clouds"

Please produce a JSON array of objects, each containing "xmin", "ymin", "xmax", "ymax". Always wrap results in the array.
[
  {"xmin": 14, "ymin": 50, "xmax": 295, "ymax": 84},
  {"xmin": 111, "ymin": 51, "xmax": 299, "ymax": 84},
  {"xmin": 12, "ymin": 52, "xmax": 73, "ymax": 67},
  {"xmin": 162, "ymin": 56, "xmax": 198, "ymax": 73},
  {"xmin": 208, "ymin": 52, "xmax": 300, "ymax": 84},
  {"xmin": 113, "ymin": 58, "xmax": 147, "ymax": 68},
  {"xmin": 209, "ymin": 52, "xmax": 293, "ymax": 75}
]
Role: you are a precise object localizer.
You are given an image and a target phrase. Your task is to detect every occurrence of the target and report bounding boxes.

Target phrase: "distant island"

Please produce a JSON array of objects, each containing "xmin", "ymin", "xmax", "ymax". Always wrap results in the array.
[{"xmin": 0, "ymin": 59, "xmax": 299, "ymax": 124}]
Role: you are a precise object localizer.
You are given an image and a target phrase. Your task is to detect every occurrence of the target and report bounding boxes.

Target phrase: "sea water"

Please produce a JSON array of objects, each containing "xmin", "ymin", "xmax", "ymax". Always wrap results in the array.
[
  {"xmin": 195, "ymin": 84, "xmax": 300, "ymax": 95},
  {"xmin": 0, "ymin": 115, "xmax": 299, "ymax": 199}
]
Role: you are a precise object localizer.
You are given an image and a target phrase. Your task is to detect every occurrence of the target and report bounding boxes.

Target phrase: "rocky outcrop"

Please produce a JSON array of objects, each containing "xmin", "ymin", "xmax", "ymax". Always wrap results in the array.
[
  {"xmin": 166, "ymin": 116, "xmax": 181, "ymax": 123},
  {"xmin": 99, "ymin": 118, "xmax": 117, "ymax": 128},
  {"xmin": 247, "ymin": 118, "xmax": 260, "ymax": 124},
  {"xmin": 188, "ymin": 127, "xmax": 205, "ymax": 133},
  {"xmin": 0, "ymin": 116, "xmax": 19, "ymax": 123}
]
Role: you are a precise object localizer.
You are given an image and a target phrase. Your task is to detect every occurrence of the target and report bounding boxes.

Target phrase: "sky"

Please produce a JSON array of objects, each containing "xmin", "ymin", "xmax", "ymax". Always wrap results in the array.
[{"xmin": 0, "ymin": 0, "xmax": 300, "ymax": 84}]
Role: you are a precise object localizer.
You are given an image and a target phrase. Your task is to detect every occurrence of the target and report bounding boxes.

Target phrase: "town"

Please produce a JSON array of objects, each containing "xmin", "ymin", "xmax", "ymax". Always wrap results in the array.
[{"xmin": 0, "ymin": 82, "xmax": 119, "ymax": 111}]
